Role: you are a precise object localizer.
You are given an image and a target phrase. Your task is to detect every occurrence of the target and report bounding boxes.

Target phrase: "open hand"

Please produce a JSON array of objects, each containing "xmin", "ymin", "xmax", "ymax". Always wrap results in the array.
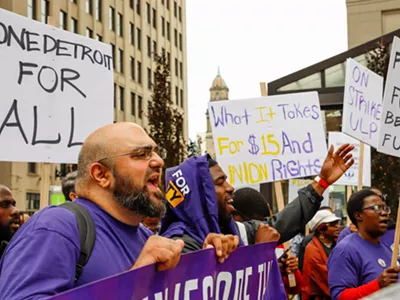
[
  {"xmin": 203, "ymin": 233, "xmax": 239, "ymax": 263},
  {"xmin": 319, "ymin": 144, "xmax": 355, "ymax": 185}
]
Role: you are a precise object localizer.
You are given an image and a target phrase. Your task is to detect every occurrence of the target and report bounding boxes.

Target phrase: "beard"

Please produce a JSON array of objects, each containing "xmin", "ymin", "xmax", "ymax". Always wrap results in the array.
[{"xmin": 112, "ymin": 169, "xmax": 166, "ymax": 218}]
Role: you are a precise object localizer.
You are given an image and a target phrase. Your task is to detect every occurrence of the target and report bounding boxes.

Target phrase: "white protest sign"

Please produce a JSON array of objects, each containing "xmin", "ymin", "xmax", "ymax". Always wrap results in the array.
[
  {"xmin": 328, "ymin": 132, "xmax": 371, "ymax": 187},
  {"xmin": 0, "ymin": 9, "xmax": 113, "ymax": 163},
  {"xmin": 288, "ymin": 179, "xmax": 330, "ymax": 206},
  {"xmin": 208, "ymin": 92, "xmax": 327, "ymax": 187},
  {"xmin": 378, "ymin": 36, "xmax": 400, "ymax": 158},
  {"xmin": 342, "ymin": 58, "xmax": 383, "ymax": 147}
]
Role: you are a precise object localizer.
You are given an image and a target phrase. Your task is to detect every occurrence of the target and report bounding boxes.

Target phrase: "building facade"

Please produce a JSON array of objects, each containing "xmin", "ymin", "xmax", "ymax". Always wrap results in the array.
[
  {"xmin": 347, "ymin": 0, "xmax": 400, "ymax": 47},
  {"xmin": 205, "ymin": 69, "xmax": 229, "ymax": 157},
  {"xmin": 0, "ymin": 0, "xmax": 188, "ymax": 213}
]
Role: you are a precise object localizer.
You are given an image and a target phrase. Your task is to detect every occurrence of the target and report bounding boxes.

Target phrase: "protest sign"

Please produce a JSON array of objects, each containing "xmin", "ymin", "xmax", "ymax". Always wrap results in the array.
[
  {"xmin": 342, "ymin": 58, "xmax": 383, "ymax": 148},
  {"xmin": 288, "ymin": 179, "xmax": 330, "ymax": 205},
  {"xmin": 328, "ymin": 132, "xmax": 371, "ymax": 187},
  {"xmin": 208, "ymin": 91, "xmax": 327, "ymax": 187},
  {"xmin": 50, "ymin": 242, "xmax": 287, "ymax": 300},
  {"xmin": 0, "ymin": 9, "xmax": 113, "ymax": 163},
  {"xmin": 378, "ymin": 36, "xmax": 400, "ymax": 158}
]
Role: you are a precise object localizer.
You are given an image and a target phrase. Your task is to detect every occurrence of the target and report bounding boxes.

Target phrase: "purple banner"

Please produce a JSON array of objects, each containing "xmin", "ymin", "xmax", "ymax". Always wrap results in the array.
[{"xmin": 51, "ymin": 242, "xmax": 287, "ymax": 300}]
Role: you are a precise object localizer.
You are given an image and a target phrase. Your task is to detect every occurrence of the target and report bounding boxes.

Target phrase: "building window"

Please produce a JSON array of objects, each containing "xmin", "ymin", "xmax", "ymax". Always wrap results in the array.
[
  {"xmin": 109, "ymin": 7, "xmax": 115, "ymax": 31},
  {"xmin": 118, "ymin": 49, "xmax": 124, "ymax": 73},
  {"xmin": 136, "ymin": 0, "xmax": 141, "ymax": 15},
  {"xmin": 137, "ymin": 28, "xmax": 141, "ymax": 50},
  {"xmin": 161, "ymin": 17, "xmax": 165, "ymax": 36},
  {"xmin": 71, "ymin": 18, "xmax": 78, "ymax": 33},
  {"xmin": 26, "ymin": 193, "xmax": 40, "ymax": 210},
  {"xmin": 174, "ymin": 29, "xmax": 178, "ymax": 47},
  {"xmin": 119, "ymin": 86, "xmax": 124, "ymax": 111},
  {"xmin": 111, "ymin": 44, "xmax": 116, "ymax": 69},
  {"xmin": 96, "ymin": 0, "xmax": 102, "ymax": 21},
  {"xmin": 167, "ymin": 52, "xmax": 170, "ymax": 64},
  {"xmin": 129, "ymin": 23, "xmax": 134, "ymax": 45},
  {"xmin": 114, "ymin": 84, "xmax": 116, "ymax": 108},
  {"xmin": 175, "ymin": 86, "xmax": 179, "ymax": 105},
  {"xmin": 96, "ymin": 34, "xmax": 102, "ymax": 41},
  {"xmin": 41, "ymin": 0, "xmax": 49, "ymax": 24},
  {"xmin": 137, "ymin": 61, "xmax": 142, "ymax": 84},
  {"xmin": 138, "ymin": 96, "xmax": 143, "ymax": 118},
  {"xmin": 167, "ymin": 22, "xmax": 170, "ymax": 40},
  {"xmin": 131, "ymin": 92, "xmax": 136, "ymax": 116},
  {"xmin": 180, "ymin": 89, "xmax": 183, "ymax": 108},
  {"xmin": 152, "ymin": 8, "xmax": 157, "ymax": 29},
  {"xmin": 153, "ymin": 41, "xmax": 157, "ymax": 58},
  {"xmin": 162, "ymin": 0, "xmax": 164, "ymax": 4},
  {"xmin": 167, "ymin": 0, "xmax": 170, "ymax": 10},
  {"xmin": 59, "ymin": 11, "xmax": 67, "ymax": 30},
  {"xmin": 174, "ymin": 1, "xmax": 177, "ymax": 17},
  {"xmin": 162, "ymin": 47, "xmax": 166, "ymax": 58},
  {"xmin": 154, "ymin": 71, "xmax": 157, "ymax": 87},
  {"xmin": 147, "ymin": 36, "xmax": 151, "ymax": 57},
  {"xmin": 146, "ymin": 3, "xmax": 151, "ymax": 24},
  {"xmin": 180, "ymin": 62, "xmax": 183, "ymax": 79},
  {"xmin": 175, "ymin": 58, "xmax": 178, "ymax": 77},
  {"xmin": 117, "ymin": 13, "xmax": 123, "ymax": 36},
  {"xmin": 179, "ymin": 33, "xmax": 182, "ymax": 51},
  {"xmin": 130, "ymin": 57, "xmax": 135, "ymax": 80},
  {"xmin": 86, "ymin": 0, "xmax": 93, "ymax": 15},
  {"xmin": 147, "ymin": 68, "xmax": 152, "ymax": 89},
  {"xmin": 86, "ymin": 28, "xmax": 93, "ymax": 38},
  {"xmin": 28, "ymin": 0, "xmax": 37, "ymax": 20},
  {"xmin": 130, "ymin": 0, "xmax": 134, "ymax": 9},
  {"xmin": 179, "ymin": 6, "xmax": 182, "ymax": 22},
  {"xmin": 28, "ymin": 163, "xmax": 36, "ymax": 174}
]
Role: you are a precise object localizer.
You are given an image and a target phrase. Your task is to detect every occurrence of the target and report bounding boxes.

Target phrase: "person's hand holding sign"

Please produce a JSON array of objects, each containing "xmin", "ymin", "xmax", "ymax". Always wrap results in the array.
[
  {"xmin": 131, "ymin": 236, "xmax": 184, "ymax": 271},
  {"xmin": 313, "ymin": 143, "xmax": 355, "ymax": 195},
  {"xmin": 203, "ymin": 233, "xmax": 239, "ymax": 263}
]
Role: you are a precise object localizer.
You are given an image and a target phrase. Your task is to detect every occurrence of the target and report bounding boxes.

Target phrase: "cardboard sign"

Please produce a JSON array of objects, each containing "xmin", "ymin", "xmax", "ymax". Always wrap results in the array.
[
  {"xmin": 342, "ymin": 58, "xmax": 383, "ymax": 147},
  {"xmin": 378, "ymin": 36, "xmax": 400, "ymax": 158},
  {"xmin": 328, "ymin": 132, "xmax": 371, "ymax": 187},
  {"xmin": 208, "ymin": 92, "xmax": 327, "ymax": 187},
  {"xmin": 0, "ymin": 9, "xmax": 113, "ymax": 163}
]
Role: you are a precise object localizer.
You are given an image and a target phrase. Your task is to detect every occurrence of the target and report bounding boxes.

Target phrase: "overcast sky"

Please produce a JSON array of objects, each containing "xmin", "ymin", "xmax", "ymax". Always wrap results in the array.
[{"xmin": 186, "ymin": 0, "xmax": 348, "ymax": 139}]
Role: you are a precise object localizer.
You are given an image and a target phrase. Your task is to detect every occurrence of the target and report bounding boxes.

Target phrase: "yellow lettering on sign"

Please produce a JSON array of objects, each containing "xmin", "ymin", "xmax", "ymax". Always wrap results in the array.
[{"xmin": 165, "ymin": 180, "xmax": 185, "ymax": 208}]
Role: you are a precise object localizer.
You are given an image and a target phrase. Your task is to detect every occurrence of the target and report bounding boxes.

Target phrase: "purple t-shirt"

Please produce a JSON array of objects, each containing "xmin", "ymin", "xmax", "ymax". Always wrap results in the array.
[
  {"xmin": 0, "ymin": 198, "xmax": 152, "ymax": 300},
  {"xmin": 328, "ymin": 233, "xmax": 399, "ymax": 300},
  {"xmin": 337, "ymin": 226, "xmax": 351, "ymax": 243}
]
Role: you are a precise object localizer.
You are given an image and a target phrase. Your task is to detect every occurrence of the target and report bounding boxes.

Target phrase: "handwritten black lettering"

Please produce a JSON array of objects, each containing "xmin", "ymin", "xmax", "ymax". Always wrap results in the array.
[
  {"xmin": 0, "ymin": 99, "xmax": 28, "ymax": 144},
  {"xmin": 67, "ymin": 107, "xmax": 83, "ymax": 147},
  {"xmin": 61, "ymin": 68, "xmax": 87, "ymax": 98},
  {"xmin": 31, "ymin": 106, "xmax": 61, "ymax": 145}
]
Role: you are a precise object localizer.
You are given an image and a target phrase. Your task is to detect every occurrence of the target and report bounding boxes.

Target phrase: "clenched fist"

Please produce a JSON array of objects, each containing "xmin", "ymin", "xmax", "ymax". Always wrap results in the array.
[
  {"xmin": 255, "ymin": 223, "xmax": 280, "ymax": 244},
  {"xmin": 131, "ymin": 235, "xmax": 184, "ymax": 271}
]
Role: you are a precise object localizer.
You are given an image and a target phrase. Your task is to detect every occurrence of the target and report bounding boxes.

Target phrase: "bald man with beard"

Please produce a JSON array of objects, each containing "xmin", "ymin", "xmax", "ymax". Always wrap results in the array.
[{"xmin": 0, "ymin": 123, "xmax": 186, "ymax": 299}]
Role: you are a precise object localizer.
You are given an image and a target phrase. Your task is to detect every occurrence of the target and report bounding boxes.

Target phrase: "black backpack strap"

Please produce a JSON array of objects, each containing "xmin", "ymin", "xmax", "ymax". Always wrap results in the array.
[{"xmin": 60, "ymin": 202, "xmax": 96, "ymax": 283}]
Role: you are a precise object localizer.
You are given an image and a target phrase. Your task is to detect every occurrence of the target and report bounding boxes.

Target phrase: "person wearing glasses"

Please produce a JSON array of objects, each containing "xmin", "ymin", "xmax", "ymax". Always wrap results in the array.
[
  {"xmin": 0, "ymin": 122, "xmax": 238, "ymax": 299},
  {"xmin": 302, "ymin": 210, "xmax": 340, "ymax": 300},
  {"xmin": 328, "ymin": 189, "xmax": 400, "ymax": 300},
  {"xmin": 337, "ymin": 188, "xmax": 384, "ymax": 243}
]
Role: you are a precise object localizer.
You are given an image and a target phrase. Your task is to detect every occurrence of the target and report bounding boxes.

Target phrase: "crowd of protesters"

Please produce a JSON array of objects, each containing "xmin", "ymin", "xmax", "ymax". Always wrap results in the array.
[{"xmin": 0, "ymin": 122, "xmax": 398, "ymax": 300}]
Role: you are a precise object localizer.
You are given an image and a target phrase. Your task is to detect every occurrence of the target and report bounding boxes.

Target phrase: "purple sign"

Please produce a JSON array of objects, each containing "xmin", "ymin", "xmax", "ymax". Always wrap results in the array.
[{"xmin": 50, "ymin": 242, "xmax": 287, "ymax": 300}]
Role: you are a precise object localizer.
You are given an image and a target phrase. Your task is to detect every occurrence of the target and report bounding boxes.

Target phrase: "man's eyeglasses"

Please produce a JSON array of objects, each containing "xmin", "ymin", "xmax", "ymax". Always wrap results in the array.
[
  {"xmin": 361, "ymin": 205, "xmax": 391, "ymax": 214},
  {"xmin": 97, "ymin": 145, "xmax": 167, "ymax": 163}
]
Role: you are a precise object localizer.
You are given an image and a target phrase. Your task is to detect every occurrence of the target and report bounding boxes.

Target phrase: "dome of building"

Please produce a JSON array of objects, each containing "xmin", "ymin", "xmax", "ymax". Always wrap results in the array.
[{"xmin": 210, "ymin": 67, "xmax": 229, "ymax": 90}]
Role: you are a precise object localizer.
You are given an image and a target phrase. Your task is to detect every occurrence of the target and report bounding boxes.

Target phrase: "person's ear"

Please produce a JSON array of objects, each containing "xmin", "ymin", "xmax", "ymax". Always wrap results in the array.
[
  {"xmin": 90, "ymin": 163, "xmax": 113, "ymax": 189},
  {"xmin": 354, "ymin": 211, "xmax": 363, "ymax": 224}
]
